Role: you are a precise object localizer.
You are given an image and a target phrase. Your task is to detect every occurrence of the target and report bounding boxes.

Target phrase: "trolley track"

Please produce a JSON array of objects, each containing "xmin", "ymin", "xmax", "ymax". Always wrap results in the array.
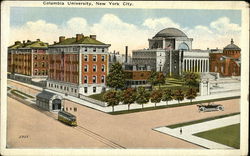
[{"xmin": 74, "ymin": 126, "xmax": 125, "ymax": 149}]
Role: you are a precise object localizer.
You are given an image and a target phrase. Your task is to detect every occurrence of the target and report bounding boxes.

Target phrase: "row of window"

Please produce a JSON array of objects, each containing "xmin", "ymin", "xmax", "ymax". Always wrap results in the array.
[
  {"xmin": 34, "ymin": 62, "xmax": 48, "ymax": 68},
  {"xmin": 34, "ymin": 55, "xmax": 48, "ymax": 60},
  {"xmin": 84, "ymin": 65, "xmax": 105, "ymax": 72},
  {"xmin": 48, "ymin": 83, "xmax": 78, "ymax": 93},
  {"xmin": 83, "ymin": 55, "xmax": 106, "ymax": 62},
  {"xmin": 83, "ymin": 75, "xmax": 105, "ymax": 83},
  {"xmin": 34, "ymin": 70, "xmax": 48, "ymax": 75},
  {"xmin": 50, "ymin": 47, "xmax": 105, "ymax": 53},
  {"xmin": 65, "ymin": 107, "xmax": 77, "ymax": 112}
]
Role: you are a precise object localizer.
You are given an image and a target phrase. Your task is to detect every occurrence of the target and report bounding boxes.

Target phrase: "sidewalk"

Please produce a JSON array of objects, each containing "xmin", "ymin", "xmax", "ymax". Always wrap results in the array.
[
  {"xmin": 153, "ymin": 114, "xmax": 240, "ymax": 149},
  {"xmin": 8, "ymin": 79, "xmax": 240, "ymax": 113}
]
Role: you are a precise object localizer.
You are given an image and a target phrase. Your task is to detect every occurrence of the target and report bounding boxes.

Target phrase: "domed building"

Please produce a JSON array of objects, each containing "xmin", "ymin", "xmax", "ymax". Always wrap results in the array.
[
  {"xmin": 132, "ymin": 28, "xmax": 210, "ymax": 76},
  {"xmin": 210, "ymin": 39, "xmax": 241, "ymax": 76}
]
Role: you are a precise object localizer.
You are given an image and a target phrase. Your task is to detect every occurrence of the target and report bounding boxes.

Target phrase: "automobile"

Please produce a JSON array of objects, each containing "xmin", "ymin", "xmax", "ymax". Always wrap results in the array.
[{"xmin": 197, "ymin": 103, "xmax": 224, "ymax": 112}]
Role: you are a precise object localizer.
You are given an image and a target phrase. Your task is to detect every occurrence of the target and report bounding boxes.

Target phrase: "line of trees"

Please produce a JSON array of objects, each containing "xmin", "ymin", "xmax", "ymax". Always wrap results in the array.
[{"xmin": 103, "ymin": 87, "xmax": 198, "ymax": 112}]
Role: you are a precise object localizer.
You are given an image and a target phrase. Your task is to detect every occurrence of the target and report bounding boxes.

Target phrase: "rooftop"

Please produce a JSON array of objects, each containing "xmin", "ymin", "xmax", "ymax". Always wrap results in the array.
[
  {"xmin": 154, "ymin": 28, "xmax": 188, "ymax": 38},
  {"xmin": 224, "ymin": 39, "xmax": 241, "ymax": 51},
  {"xmin": 8, "ymin": 39, "xmax": 48, "ymax": 49}
]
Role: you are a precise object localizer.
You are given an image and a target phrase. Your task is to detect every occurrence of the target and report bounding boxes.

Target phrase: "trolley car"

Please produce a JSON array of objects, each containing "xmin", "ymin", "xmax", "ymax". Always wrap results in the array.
[{"xmin": 58, "ymin": 111, "xmax": 77, "ymax": 126}]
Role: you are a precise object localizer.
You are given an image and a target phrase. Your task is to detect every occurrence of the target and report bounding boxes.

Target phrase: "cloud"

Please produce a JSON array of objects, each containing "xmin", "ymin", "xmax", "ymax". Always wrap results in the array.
[
  {"xmin": 9, "ymin": 14, "xmax": 241, "ymax": 53},
  {"xmin": 143, "ymin": 17, "xmax": 181, "ymax": 30}
]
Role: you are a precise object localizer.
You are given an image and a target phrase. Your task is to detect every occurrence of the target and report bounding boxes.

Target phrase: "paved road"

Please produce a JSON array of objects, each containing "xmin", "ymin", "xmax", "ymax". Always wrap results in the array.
[{"xmin": 7, "ymin": 80, "xmax": 240, "ymax": 148}]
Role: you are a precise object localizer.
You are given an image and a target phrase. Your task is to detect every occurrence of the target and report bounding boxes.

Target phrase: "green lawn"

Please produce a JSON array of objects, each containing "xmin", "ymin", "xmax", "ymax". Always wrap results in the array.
[
  {"xmin": 167, "ymin": 112, "xmax": 240, "ymax": 128},
  {"xmin": 10, "ymin": 90, "xmax": 27, "ymax": 99},
  {"xmin": 14, "ymin": 90, "xmax": 34, "ymax": 99},
  {"xmin": 194, "ymin": 124, "xmax": 240, "ymax": 149},
  {"xmin": 88, "ymin": 92, "xmax": 106, "ymax": 102}
]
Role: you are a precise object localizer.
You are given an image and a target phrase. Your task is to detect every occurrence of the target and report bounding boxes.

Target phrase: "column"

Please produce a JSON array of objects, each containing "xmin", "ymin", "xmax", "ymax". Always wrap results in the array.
[
  {"xmin": 207, "ymin": 59, "xmax": 210, "ymax": 72},
  {"xmin": 79, "ymin": 49, "xmax": 82, "ymax": 85},
  {"xmin": 200, "ymin": 59, "xmax": 202, "ymax": 72}
]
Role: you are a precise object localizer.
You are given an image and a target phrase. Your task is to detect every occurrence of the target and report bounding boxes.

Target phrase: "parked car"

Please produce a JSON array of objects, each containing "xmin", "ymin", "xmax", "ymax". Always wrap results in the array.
[{"xmin": 197, "ymin": 103, "xmax": 224, "ymax": 112}]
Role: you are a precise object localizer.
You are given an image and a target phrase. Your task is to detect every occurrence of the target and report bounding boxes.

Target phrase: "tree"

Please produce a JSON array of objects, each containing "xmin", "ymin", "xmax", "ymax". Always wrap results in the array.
[
  {"xmin": 136, "ymin": 86, "xmax": 150, "ymax": 109},
  {"xmin": 148, "ymin": 71, "xmax": 158, "ymax": 87},
  {"xmin": 185, "ymin": 88, "xmax": 198, "ymax": 104},
  {"xmin": 156, "ymin": 72, "xmax": 166, "ymax": 88},
  {"xmin": 122, "ymin": 88, "xmax": 136, "ymax": 110},
  {"xmin": 103, "ymin": 90, "xmax": 121, "ymax": 112},
  {"xmin": 173, "ymin": 89, "xmax": 185, "ymax": 104},
  {"xmin": 148, "ymin": 71, "xmax": 166, "ymax": 89},
  {"xmin": 162, "ymin": 89, "xmax": 173, "ymax": 105},
  {"xmin": 106, "ymin": 62, "xmax": 126, "ymax": 90},
  {"xmin": 182, "ymin": 72, "xmax": 200, "ymax": 88},
  {"xmin": 150, "ymin": 90, "xmax": 162, "ymax": 107}
]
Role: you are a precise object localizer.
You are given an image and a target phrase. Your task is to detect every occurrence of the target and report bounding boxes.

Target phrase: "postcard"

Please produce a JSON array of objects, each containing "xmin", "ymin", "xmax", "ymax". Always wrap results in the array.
[{"xmin": 1, "ymin": 1, "xmax": 249, "ymax": 156}]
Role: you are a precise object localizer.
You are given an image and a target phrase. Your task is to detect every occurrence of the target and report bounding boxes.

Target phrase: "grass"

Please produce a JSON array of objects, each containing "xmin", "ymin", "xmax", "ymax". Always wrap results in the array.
[
  {"xmin": 10, "ymin": 90, "xmax": 27, "ymax": 99},
  {"xmin": 194, "ymin": 124, "xmax": 240, "ymax": 149},
  {"xmin": 108, "ymin": 96, "xmax": 240, "ymax": 115},
  {"xmin": 88, "ymin": 92, "xmax": 106, "ymax": 102},
  {"xmin": 14, "ymin": 90, "xmax": 34, "ymax": 99},
  {"xmin": 167, "ymin": 112, "xmax": 240, "ymax": 128}
]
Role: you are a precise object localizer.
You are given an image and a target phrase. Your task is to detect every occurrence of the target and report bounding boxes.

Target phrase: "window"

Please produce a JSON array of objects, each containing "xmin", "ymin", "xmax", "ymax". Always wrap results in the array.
[
  {"xmin": 75, "ymin": 89, "xmax": 77, "ymax": 93},
  {"xmin": 93, "ymin": 87, "xmax": 96, "ymax": 93},
  {"xmin": 93, "ymin": 55, "xmax": 97, "ymax": 61},
  {"xmin": 84, "ymin": 76, "xmax": 88, "ymax": 83},
  {"xmin": 85, "ymin": 47, "xmax": 87, "ymax": 52},
  {"xmin": 42, "ymin": 56, "xmax": 45, "ymax": 60},
  {"xmin": 74, "ymin": 107, "xmax": 77, "ymax": 112},
  {"xmin": 102, "ymin": 55, "xmax": 105, "ymax": 61},
  {"xmin": 93, "ymin": 76, "xmax": 97, "ymax": 83},
  {"xmin": 70, "ymin": 107, "xmax": 72, "ymax": 111},
  {"xmin": 60, "ymin": 86, "xmax": 62, "ymax": 89},
  {"xmin": 102, "ymin": 48, "xmax": 105, "ymax": 52},
  {"xmin": 34, "ymin": 62, "xmax": 37, "ymax": 67},
  {"xmin": 93, "ymin": 48, "xmax": 96, "ymax": 52},
  {"xmin": 34, "ymin": 55, "xmax": 37, "ymax": 60},
  {"xmin": 93, "ymin": 65, "xmax": 97, "ymax": 72},
  {"xmin": 66, "ymin": 107, "xmax": 68, "ymax": 111},
  {"xmin": 84, "ymin": 87, "xmax": 88, "ymax": 93},
  {"xmin": 84, "ymin": 65, "xmax": 88, "ymax": 72},
  {"xmin": 42, "ymin": 62, "xmax": 45, "ymax": 67},
  {"xmin": 101, "ymin": 65, "xmax": 105, "ymax": 72},
  {"xmin": 42, "ymin": 70, "xmax": 45, "ymax": 75},
  {"xmin": 84, "ymin": 55, "xmax": 88, "ymax": 61},
  {"xmin": 101, "ymin": 76, "xmax": 105, "ymax": 83}
]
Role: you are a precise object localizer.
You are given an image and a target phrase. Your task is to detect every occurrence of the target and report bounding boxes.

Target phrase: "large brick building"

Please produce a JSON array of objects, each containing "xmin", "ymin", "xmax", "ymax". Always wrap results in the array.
[
  {"xmin": 8, "ymin": 39, "xmax": 49, "ymax": 83},
  {"xmin": 209, "ymin": 39, "xmax": 241, "ymax": 76},
  {"xmin": 47, "ymin": 34, "xmax": 110, "ymax": 96}
]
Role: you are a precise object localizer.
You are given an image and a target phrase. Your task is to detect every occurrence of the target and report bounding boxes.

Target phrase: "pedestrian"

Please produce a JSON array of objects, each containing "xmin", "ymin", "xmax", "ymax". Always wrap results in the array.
[{"xmin": 180, "ymin": 128, "xmax": 182, "ymax": 135}]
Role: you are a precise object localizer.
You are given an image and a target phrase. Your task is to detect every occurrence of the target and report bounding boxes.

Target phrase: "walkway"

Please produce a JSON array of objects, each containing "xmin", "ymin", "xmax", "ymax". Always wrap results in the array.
[
  {"xmin": 8, "ymin": 79, "xmax": 240, "ymax": 113},
  {"xmin": 153, "ymin": 114, "xmax": 240, "ymax": 149}
]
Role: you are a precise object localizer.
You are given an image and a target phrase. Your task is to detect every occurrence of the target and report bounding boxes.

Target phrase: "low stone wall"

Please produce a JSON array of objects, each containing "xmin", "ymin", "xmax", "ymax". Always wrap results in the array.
[{"xmin": 79, "ymin": 94, "xmax": 107, "ymax": 107}]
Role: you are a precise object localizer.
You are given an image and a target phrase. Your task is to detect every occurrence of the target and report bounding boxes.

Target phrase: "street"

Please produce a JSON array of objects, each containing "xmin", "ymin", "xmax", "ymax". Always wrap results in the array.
[{"xmin": 7, "ymin": 89, "xmax": 240, "ymax": 148}]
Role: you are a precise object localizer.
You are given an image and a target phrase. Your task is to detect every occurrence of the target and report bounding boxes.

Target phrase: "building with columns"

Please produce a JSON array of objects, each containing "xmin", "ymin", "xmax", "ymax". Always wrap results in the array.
[
  {"xmin": 46, "ymin": 34, "xmax": 110, "ymax": 97},
  {"xmin": 8, "ymin": 39, "xmax": 49, "ymax": 84},
  {"xmin": 132, "ymin": 28, "xmax": 210, "ymax": 76}
]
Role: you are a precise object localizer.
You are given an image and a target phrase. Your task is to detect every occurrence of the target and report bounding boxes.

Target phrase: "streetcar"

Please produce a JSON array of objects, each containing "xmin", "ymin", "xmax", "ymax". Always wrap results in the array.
[{"xmin": 58, "ymin": 111, "xmax": 77, "ymax": 126}]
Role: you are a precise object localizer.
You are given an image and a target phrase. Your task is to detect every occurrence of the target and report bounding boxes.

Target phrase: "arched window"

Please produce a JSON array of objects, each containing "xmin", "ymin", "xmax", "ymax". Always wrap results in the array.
[
  {"xmin": 101, "ymin": 65, "xmax": 105, "ymax": 72},
  {"xmin": 93, "ymin": 65, "xmax": 97, "ymax": 72},
  {"xmin": 178, "ymin": 42, "xmax": 189, "ymax": 50}
]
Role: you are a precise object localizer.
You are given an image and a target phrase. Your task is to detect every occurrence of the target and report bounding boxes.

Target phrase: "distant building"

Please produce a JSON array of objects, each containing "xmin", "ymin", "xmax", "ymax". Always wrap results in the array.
[
  {"xmin": 8, "ymin": 39, "xmax": 49, "ymax": 84},
  {"xmin": 46, "ymin": 34, "xmax": 110, "ymax": 96},
  {"xmin": 108, "ymin": 46, "xmax": 132, "ymax": 68},
  {"xmin": 123, "ymin": 64, "xmax": 151, "ymax": 88},
  {"xmin": 132, "ymin": 28, "xmax": 210, "ymax": 76},
  {"xmin": 209, "ymin": 39, "xmax": 241, "ymax": 76}
]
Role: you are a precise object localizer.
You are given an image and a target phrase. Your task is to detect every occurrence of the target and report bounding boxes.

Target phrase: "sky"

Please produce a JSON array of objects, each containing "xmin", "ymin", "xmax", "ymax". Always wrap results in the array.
[{"xmin": 9, "ymin": 7, "xmax": 241, "ymax": 54}]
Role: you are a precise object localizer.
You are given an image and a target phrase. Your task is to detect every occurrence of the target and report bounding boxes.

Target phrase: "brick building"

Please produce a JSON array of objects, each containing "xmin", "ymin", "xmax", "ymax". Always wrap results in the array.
[
  {"xmin": 209, "ymin": 39, "xmax": 241, "ymax": 76},
  {"xmin": 47, "ymin": 34, "xmax": 110, "ymax": 96},
  {"xmin": 8, "ymin": 39, "xmax": 49, "ymax": 83}
]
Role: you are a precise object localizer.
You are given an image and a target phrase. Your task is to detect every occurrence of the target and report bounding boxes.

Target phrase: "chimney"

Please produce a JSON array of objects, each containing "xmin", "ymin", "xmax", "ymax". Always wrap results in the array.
[
  {"xmin": 54, "ymin": 41, "xmax": 57, "ymax": 44},
  {"xmin": 76, "ymin": 34, "xmax": 83, "ymax": 41},
  {"xmin": 23, "ymin": 40, "xmax": 25, "ymax": 44},
  {"xmin": 231, "ymin": 38, "xmax": 234, "ymax": 44},
  {"xmin": 59, "ymin": 36, "xmax": 65, "ymax": 43},
  {"xmin": 125, "ymin": 46, "xmax": 128, "ymax": 63},
  {"xmin": 90, "ymin": 35, "xmax": 96, "ymax": 40},
  {"xmin": 27, "ymin": 40, "xmax": 31, "ymax": 43},
  {"xmin": 37, "ymin": 39, "xmax": 40, "ymax": 41}
]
